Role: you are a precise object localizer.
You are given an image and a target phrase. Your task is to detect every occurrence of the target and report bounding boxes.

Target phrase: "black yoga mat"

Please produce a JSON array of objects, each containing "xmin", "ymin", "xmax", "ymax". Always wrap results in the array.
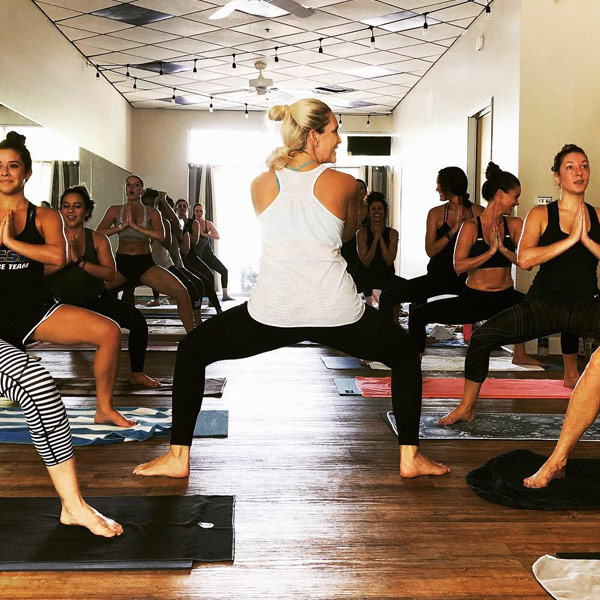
[
  {"xmin": 0, "ymin": 495, "xmax": 234, "ymax": 570},
  {"xmin": 467, "ymin": 450, "xmax": 600, "ymax": 510}
]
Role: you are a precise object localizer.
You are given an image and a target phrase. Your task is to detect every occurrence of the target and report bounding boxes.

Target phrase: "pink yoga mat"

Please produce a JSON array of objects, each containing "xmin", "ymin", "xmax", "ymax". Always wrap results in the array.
[{"xmin": 355, "ymin": 376, "xmax": 572, "ymax": 399}]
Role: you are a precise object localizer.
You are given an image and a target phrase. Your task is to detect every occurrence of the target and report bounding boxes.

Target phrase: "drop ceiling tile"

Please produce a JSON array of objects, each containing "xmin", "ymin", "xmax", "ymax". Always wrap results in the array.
[
  {"xmin": 231, "ymin": 21, "xmax": 304, "ymax": 39},
  {"xmin": 325, "ymin": 0, "xmax": 400, "ymax": 21},
  {"xmin": 371, "ymin": 72, "xmax": 419, "ymax": 86},
  {"xmin": 383, "ymin": 58, "xmax": 433, "ymax": 71},
  {"xmin": 74, "ymin": 42, "xmax": 112, "ymax": 56},
  {"xmin": 104, "ymin": 70, "xmax": 128, "ymax": 83},
  {"xmin": 315, "ymin": 22, "xmax": 363, "ymax": 37},
  {"xmin": 393, "ymin": 42, "xmax": 446, "ymax": 58},
  {"xmin": 272, "ymin": 31, "xmax": 319, "ymax": 45},
  {"xmin": 56, "ymin": 24, "xmax": 98, "ymax": 40},
  {"xmin": 35, "ymin": 2, "xmax": 82, "ymax": 20},
  {"xmin": 284, "ymin": 49, "xmax": 337, "ymax": 64},
  {"xmin": 195, "ymin": 29, "xmax": 263, "ymax": 47},
  {"xmin": 315, "ymin": 57, "xmax": 365, "ymax": 73},
  {"xmin": 352, "ymin": 49, "xmax": 410, "ymax": 65},
  {"xmin": 40, "ymin": 0, "xmax": 117, "ymax": 11},
  {"xmin": 184, "ymin": 8, "xmax": 261, "ymax": 26},
  {"xmin": 96, "ymin": 50, "xmax": 174, "ymax": 64},
  {"xmin": 236, "ymin": 39, "xmax": 289, "ymax": 53},
  {"xmin": 185, "ymin": 80, "xmax": 232, "ymax": 93},
  {"xmin": 155, "ymin": 38, "xmax": 221, "ymax": 53},
  {"xmin": 124, "ymin": 46, "xmax": 187, "ymax": 61},
  {"xmin": 207, "ymin": 62, "xmax": 257, "ymax": 76},
  {"xmin": 278, "ymin": 12, "xmax": 350, "ymax": 30},
  {"xmin": 332, "ymin": 77, "xmax": 379, "ymax": 90},
  {"xmin": 301, "ymin": 0, "xmax": 347, "ymax": 8},
  {"xmin": 368, "ymin": 84, "xmax": 410, "ymax": 96},
  {"xmin": 182, "ymin": 69, "xmax": 229, "ymax": 81},
  {"xmin": 58, "ymin": 14, "xmax": 134, "ymax": 34},
  {"xmin": 76, "ymin": 34, "xmax": 144, "ymax": 52},
  {"xmin": 277, "ymin": 64, "xmax": 328, "ymax": 78},
  {"xmin": 131, "ymin": 0, "xmax": 214, "ymax": 16},
  {"xmin": 346, "ymin": 64, "xmax": 399, "ymax": 78},
  {"xmin": 146, "ymin": 16, "xmax": 218, "ymax": 36},
  {"xmin": 356, "ymin": 32, "xmax": 422, "ymax": 50},
  {"xmin": 321, "ymin": 41, "xmax": 369, "ymax": 58},
  {"xmin": 307, "ymin": 71, "xmax": 360, "ymax": 84},
  {"xmin": 434, "ymin": 2, "xmax": 482, "ymax": 20},
  {"xmin": 402, "ymin": 22, "xmax": 463, "ymax": 41},
  {"xmin": 110, "ymin": 26, "xmax": 179, "ymax": 43}
]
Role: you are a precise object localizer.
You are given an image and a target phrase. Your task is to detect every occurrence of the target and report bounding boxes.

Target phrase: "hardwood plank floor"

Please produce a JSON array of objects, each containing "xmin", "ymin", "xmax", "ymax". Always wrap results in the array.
[{"xmin": 1, "ymin": 338, "xmax": 598, "ymax": 599}]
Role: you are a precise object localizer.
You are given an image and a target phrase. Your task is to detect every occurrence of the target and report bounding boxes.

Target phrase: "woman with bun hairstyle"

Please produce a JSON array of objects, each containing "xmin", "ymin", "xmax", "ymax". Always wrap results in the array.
[
  {"xmin": 176, "ymin": 198, "xmax": 223, "ymax": 314},
  {"xmin": 408, "ymin": 162, "xmax": 544, "ymax": 364},
  {"xmin": 440, "ymin": 145, "xmax": 598, "ymax": 427},
  {"xmin": 134, "ymin": 99, "xmax": 449, "ymax": 480},
  {"xmin": 355, "ymin": 192, "xmax": 400, "ymax": 306},
  {"xmin": 96, "ymin": 175, "xmax": 196, "ymax": 331},
  {"xmin": 191, "ymin": 203, "xmax": 234, "ymax": 301},
  {"xmin": 379, "ymin": 167, "xmax": 484, "ymax": 319},
  {"xmin": 0, "ymin": 131, "xmax": 131, "ymax": 428},
  {"xmin": 48, "ymin": 185, "xmax": 159, "ymax": 388}
]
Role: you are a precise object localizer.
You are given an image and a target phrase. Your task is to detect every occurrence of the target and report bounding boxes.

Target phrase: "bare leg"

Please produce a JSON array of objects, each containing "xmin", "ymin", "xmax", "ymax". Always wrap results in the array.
[
  {"xmin": 48, "ymin": 458, "xmax": 123, "ymax": 537},
  {"xmin": 438, "ymin": 379, "xmax": 482, "ymax": 425},
  {"xmin": 193, "ymin": 308, "xmax": 202, "ymax": 327},
  {"xmin": 524, "ymin": 351, "xmax": 600, "ymax": 488},
  {"xmin": 512, "ymin": 343, "xmax": 545, "ymax": 366},
  {"xmin": 399, "ymin": 445, "xmax": 451, "ymax": 478},
  {"xmin": 562, "ymin": 352, "xmax": 580, "ymax": 389},
  {"xmin": 141, "ymin": 266, "xmax": 195, "ymax": 332},
  {"xmin": 222, "ymin": 287, "xmax": 234, "ymax": 301},
  {"xmin": 33, "ymin": 306, "xmax": 134, "ymax": 428},
  {"xmin": 133, "ymin": 445, "xmax": 191, "ymax": 478}
]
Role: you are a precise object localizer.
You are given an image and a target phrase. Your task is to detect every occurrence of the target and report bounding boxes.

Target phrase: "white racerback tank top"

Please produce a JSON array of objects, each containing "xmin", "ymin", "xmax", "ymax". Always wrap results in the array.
[{"xmin": 248, "ymin": 163, "xmax": 364, "ymax": 327}]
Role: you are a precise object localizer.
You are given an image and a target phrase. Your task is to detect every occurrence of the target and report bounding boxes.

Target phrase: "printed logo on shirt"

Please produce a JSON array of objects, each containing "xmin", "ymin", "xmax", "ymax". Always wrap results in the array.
[{"xmin": 0, "ymin": 249, "xmax": 28, "ymax": 270}]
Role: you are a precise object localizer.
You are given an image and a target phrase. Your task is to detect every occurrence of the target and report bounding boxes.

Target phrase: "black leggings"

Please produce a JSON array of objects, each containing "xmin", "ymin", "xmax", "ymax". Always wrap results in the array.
[
  {"xmin": 171, "ymin": 303, "xmax": 422, "ymax": 446},
  {"xmin": 409, "ymin": 286, "xmax": 526, "ymax": 353},
  {"xmin": 202, "ymin": 246, "xmax": 228, "ymax": 289},
  {"xmin": 466, "ymin": 296, "xmax": 595, "ymax": 382},
  {"xmin": 379, "ymin": 272, "xmax": 465, "ymax": 319},
  {"xmin": 183, "ymin": 252, "xmax": 222, "ymax": 313},
  {"xmin": 170, "ymin": 266, "xmax": 203, "ymax": 311},
  {"xmin": 81, "ymin": 291, "xmax": 148, "ymax": 373}
]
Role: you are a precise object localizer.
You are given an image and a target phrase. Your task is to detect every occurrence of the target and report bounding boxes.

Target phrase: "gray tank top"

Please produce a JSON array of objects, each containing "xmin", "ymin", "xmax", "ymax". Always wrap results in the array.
[{"xmin": 117, "ymin": 204, "xmax": 151, "ymax": 241}]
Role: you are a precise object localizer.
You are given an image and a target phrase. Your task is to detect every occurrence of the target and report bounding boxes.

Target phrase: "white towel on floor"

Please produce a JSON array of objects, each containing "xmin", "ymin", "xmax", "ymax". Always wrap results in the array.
[{"xmin": 533, "ymin": 555, "xmax": 600, "ymax": 600}]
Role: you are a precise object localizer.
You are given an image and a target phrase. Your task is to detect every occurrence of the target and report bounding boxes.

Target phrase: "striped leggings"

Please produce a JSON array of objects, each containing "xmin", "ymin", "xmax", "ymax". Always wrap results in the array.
[{"xmin": 0, "ymin": 340, "xmax": 73, "ymax": 467}]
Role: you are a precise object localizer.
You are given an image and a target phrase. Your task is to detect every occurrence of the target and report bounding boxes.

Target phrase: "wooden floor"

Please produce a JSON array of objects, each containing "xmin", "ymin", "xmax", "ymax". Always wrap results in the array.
[{"xmin": 1, "ymin": 319, "xmax": 599, "ymax": 599}]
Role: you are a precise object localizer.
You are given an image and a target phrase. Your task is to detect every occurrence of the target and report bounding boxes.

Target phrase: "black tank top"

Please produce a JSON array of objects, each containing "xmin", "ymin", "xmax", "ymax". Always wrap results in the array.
[
  {"xmin": 468, "ymin": 216, "xmax": 515, "ymax": 269},
  {"xmin": 427, "ymin": 203, "xmax": 473, "ymax": 279},
  {"xmin": 0, "ymin": 203, "xmax": 53, "ymax": 309},
  {"xmin": 365, "ymin": 227, "xmax": 395, "ymax": 279},
  {"xmin": 528, "ymin": 201, "xmax": 600, "ymax": 307},
  {"xmin": 49, "ymin": 228, "xmax": 106, "ymax": 304}
]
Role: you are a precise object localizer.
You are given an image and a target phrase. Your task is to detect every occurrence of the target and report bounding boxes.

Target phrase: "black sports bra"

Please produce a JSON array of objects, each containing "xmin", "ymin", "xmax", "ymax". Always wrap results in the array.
[{"xmin": 468, "ymin": 216, "xmax": 515, "ymax": 269}]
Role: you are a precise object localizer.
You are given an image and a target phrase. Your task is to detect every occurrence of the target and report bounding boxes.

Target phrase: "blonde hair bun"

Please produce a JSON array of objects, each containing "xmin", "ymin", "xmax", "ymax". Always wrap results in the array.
[{"xmin": 268, "ymin": 105, "xmax": 289, "ymax": 122}]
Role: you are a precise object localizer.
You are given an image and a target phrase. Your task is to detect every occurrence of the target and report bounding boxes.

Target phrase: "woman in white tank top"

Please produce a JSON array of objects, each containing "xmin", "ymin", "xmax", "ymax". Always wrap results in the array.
[{"xmin": 134, "ymin": 99, "xmax": 450, "ymax": 481}]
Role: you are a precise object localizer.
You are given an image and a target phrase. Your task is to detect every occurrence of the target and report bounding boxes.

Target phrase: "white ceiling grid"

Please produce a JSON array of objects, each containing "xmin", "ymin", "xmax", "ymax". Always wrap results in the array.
[{"xmin": 31, "ymin": 0, "xmax": 491, "ymax": 113}]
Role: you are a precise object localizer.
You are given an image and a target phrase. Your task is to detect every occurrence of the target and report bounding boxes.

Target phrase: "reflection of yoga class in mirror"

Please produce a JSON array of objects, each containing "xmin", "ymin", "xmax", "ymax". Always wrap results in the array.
[{"xmin": 2, "ymin": 91, "xmax": 600, "ymax": 588}]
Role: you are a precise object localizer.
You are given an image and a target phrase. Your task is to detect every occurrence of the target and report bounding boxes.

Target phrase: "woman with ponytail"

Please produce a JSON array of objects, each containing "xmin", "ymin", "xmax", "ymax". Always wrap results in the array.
[
  {"xmin": 408, "ymin": 162, "xmax": 545, "ymax": 364},
  {"xmin": 134, "ymin": 99, "xmax": 449, "ymax": 480},
  {"xmin": 379, "ymin": 167, "xmax": 484, "ymax": 320}
]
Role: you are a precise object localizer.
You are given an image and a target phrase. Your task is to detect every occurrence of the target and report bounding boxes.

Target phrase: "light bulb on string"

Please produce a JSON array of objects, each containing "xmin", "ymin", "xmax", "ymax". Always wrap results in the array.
[
  {"xmin": 209, "ymin": 97, "xmax": 214, "ymax": 113},
  {"xmin": 232, "ymin": 53, "xmax": 237, "ymax": 69},
  {"xmin": 485, "ymin": 2, "xmax": 491, "ymax": 19},
  {"xmin": 422, "ymin": 12, "xmax": 429, "ymax": 36},
  {"xmin": 366, "ymin": 114, "xmax": 371, "ymax": 128},
  {"xmin": 125, "ymin": 64, "xmax": 130, "ymax": 78},
  {"xmin": 95, "ymin": 65, "xmax": 100, "ymax": 78},
  {"xmin": 244, "ymin": 103, "xmax": 249, "ymax": 119},
  {"xmin": 171, "ymin": 88, "xmax": 176, "ymax": 104},
  {"xmin": 159, "ymin": 62, "xmax": 164, "ymax": 79},
  {"xmin": 318, "ymin": 38, "xmax": 323, "ymax": 54},
  {"xmin": 339, "ymin": 114, "xmax": 343, "ymax": 129},
  {"xmin": 369, "ymin": 27, "xmax": 376, "ymax": 49},
  {"xmin": 274, "ymin": 47, "xmax": 279, "ymax": 63},
  {"xmin": 193, "ymin": 58, "xmax": 198, "ymax": 74}
]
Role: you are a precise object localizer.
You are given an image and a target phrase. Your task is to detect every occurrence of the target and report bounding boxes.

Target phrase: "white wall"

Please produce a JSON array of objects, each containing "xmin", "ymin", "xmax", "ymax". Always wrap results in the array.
[
  {"xmin": 391, "ymin": 0, "xmax": 521, "ymax": 278},
  {"xmin": 131, "ymin": 109, "xmax": 390, "ymax": 200},
  {"xmin": 1, "ymin": 0, "xmax": 131, "ymax": 169}
]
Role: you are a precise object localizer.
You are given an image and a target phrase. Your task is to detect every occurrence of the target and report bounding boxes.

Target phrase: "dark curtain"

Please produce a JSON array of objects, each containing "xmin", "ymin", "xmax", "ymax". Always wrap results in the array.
[{"xmin": 51, "ymin": 161, "xmax": 80, "ymax": 208}]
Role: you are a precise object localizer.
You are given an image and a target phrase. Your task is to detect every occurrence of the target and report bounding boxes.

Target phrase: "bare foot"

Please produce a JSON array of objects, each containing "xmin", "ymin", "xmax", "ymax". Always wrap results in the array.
[
  {"xmin": 146, "ymin": 299, "xmax": 160, "ymax": 307},
  {"xmin": 523, "ymin": 460, "xmax": 566, "ymax": 489},
  {"xmin": 512, "ymin": 353, "xmax": 545, "ymax": 367},
  {"xmin": 400, "ymin": 451, "xmax": 451, "ymax": 478},
  {"xmin": 222, "ymin": 296, "xmax": 235, "ymax": 301},
  {"xmin": 438, "ymin": 404, "xmax": 476, "ymax": 426},
  {"xmin": 95, "ymin": 408, "xmax": 136, "ymax": 428},
  {"xmin": 60, "ymin": 502, "xmax": 123, "ymax": 537},
  {"xmin": 563, "ymin": 373, "xmax": 580, "ymax": 389},
  {"xmin": 133, "ymin": 450, "xmax": 190, "ymax": 478},
  {"xmin": 359, "ymin": 359, "xmax": 370, "ymax": 366},
  {"xmin": 130, "ymin": 373, "xmax": 160, "ymax": 388}
]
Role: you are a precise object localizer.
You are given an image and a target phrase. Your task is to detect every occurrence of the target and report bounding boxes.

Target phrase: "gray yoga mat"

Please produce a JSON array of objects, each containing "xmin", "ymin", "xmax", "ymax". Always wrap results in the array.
[
  {"xmin": 382, "ymin": 411, "xmax": 600, "ymax": 441},
  {"xmin": 333, "ymin": 377, "xmax": 361, "ymax": 395}
]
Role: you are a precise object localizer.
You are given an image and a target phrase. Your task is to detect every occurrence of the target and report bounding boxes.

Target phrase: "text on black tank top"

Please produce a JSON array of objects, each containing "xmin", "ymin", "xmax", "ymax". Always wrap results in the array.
[
  {"xmin": 528, "ymin": 201, "xmax": 600, "ymax": 307},
  {"xmin": 468, "ymin": 216, "xmax": 515, "ymax": 269},
  {"xmin": 0, "ymin": 203, "xmax": 53, "ymax": 308}
]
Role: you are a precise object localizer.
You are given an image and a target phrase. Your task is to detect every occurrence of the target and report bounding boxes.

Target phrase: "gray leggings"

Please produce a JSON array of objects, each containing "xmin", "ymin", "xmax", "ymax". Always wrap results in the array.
[
  {"xmin": 0, "ymin": 340, "xmax": 73, "ymax": 466},
  {"xmin": 466, "ymin": 295, "xmax": 600, "ymax": 382}
]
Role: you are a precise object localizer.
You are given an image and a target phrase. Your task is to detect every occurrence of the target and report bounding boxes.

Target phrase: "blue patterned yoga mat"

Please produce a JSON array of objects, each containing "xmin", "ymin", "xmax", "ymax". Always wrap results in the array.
[{"xmin": 0, "ymin": 407, "xmax": 228, "ymax": 446}]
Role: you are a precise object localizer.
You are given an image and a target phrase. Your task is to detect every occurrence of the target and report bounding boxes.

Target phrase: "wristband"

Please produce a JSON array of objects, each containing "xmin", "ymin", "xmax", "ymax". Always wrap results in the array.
[{"xmin": 445, "ymin": 231, "xmax": 454, "ymax": 241}]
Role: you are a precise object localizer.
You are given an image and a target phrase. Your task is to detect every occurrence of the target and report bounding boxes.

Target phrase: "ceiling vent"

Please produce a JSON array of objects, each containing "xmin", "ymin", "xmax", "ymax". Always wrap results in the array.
[{"xmin": 313, "ymin": 85, "xmax": 356, "ymax": 94}]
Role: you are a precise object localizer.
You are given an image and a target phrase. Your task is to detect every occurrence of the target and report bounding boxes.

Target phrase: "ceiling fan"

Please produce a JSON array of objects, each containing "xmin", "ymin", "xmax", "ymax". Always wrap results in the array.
[
  {"xmin": 211, "ymin": 60, "xmax": 278, "ymax": 97},
  {"xmin": 209, "ymin": 0, "xmax": 314, "ymax": 20}
]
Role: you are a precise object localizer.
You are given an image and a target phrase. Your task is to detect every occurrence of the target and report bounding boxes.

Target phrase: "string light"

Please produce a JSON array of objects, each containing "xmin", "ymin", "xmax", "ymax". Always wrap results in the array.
[
  {"xmin": 171, "ymin": 88, "xmax": 176, "ymax": 104},
  {"xmin": 370, "ymin": 27, "xmax": 376, "ymax": 49},
  {"xmin": 422, "ymin": 12, "xmax": 429, "ymax": 36},
  {"xmin": 209, "ymin": 96, "xmax": 214, "ymax": 113},
  {"xmin": 366, "ymin": 114, "xmax": 371, "ymax": 128},
  {"xmin": 339, "ymin": 114, "xmax": 343, "ymax": 129},
  {"xmin": 232, "ymin": 53, "xmax": 236, "ymax": 69},
  {"xmin": 274, "ymin": 47, "xmax": 279, "ymax": 63},
  {"xmin": 159, "ymin": 61, "xmax": 164, "ymax": 78},
  {"xmin": 318, "ymin": 38, "xmax": 323, "ymax": 54},
  {"xmin": 125, "ymin": 64, "xmax": 130, "ymax": 78},
  {"xmin": 244, "ymin": 103, "xmax": 249, "ymax": 119},
  {"xmin": 485, "ymin": 1, "xmax": 491, "ymax": 19},
  {"xmin": 193, "ymin": 58, "xmax": 198, "ymax": 74},
  {"xmin": 95, "ymin": 65, "xmax": 100, "ymax": 78},
  {"xmin": 133, "ymin": 77, "xmax": 137, "ymax": 90}
]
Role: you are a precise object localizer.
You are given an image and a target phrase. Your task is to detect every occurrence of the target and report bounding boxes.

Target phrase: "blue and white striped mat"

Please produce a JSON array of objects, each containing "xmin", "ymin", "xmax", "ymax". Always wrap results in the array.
[{"xmin": 0, "ymin": 407, "xmax": 228, "ymax": 446}]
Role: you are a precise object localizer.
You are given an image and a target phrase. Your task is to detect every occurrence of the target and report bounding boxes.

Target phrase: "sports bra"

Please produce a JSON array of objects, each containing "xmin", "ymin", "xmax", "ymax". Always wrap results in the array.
[
  {"xmin": 468, "ymin": 216, "xmax": 515, "ymax": 269},
  {"xmin": 117, "ymin": 204, "xmax": 151, "ymax": 241}
]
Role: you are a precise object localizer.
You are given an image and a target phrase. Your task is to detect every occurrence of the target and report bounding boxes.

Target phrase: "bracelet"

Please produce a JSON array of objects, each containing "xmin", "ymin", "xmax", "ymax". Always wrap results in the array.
[
  {"xmin": 445, "ymin": 231, "xmax": 454, "ymax": 241},
  {"xmin": 79, "ymin": 260, "xmax": 87, "ymax": 270}
]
